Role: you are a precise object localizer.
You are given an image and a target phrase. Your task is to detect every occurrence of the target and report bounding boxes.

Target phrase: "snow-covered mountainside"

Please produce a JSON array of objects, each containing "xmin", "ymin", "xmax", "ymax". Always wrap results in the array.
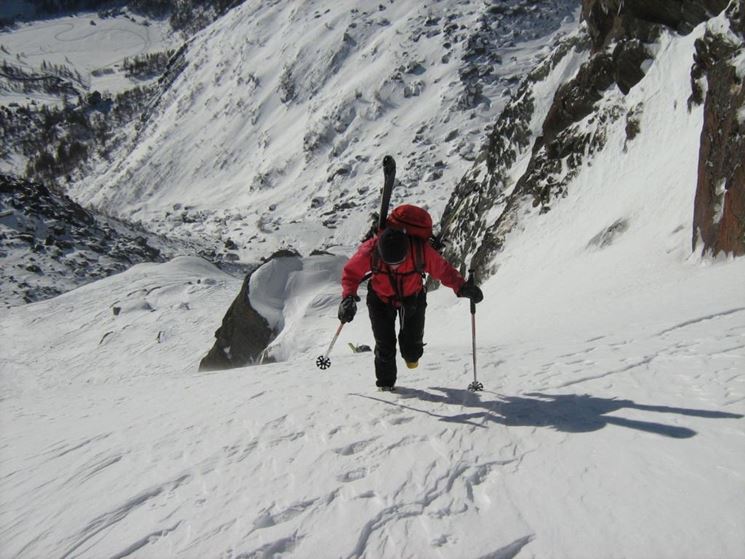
[
  {"xmin": 1, "ymin": 1, "xmax": 744, "ymax": 557},
  {"xmin": 0, "ymin": 0, "xmax": 581, "ymax": 307},
  {"xmin": 64, "ymin": 0, "xmax": 579, "ymax": 261}
]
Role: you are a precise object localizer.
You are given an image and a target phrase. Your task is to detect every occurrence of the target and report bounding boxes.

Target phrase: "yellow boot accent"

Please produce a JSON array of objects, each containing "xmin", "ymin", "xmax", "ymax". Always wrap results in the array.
[{"xmin": 406, "ymin": 361, "xmax": 419, "ymax": 369}]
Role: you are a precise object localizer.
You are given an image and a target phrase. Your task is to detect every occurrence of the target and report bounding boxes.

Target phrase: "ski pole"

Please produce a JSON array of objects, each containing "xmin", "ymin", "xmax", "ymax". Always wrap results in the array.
[
  {"xmin": 467, "ymin": 269, "xmax": 483, "ymax": 392},
  {"xmin": 316, "ymin": 322, "xmax": 344, "ymax": 370}
]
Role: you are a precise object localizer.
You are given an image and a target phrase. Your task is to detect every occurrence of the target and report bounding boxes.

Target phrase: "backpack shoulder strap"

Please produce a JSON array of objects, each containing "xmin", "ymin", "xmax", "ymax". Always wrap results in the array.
[
  {"xmin": 412, "ymin": 237, "xmax": 426, "ymax": 276},
  {"xmin": 368, "ymin": 236, "xmax": 425, "ymax": 281},
  {"xmin": 360, "ymin": 235, "xmax": 382, "ymax": 283},
  {"xmin": 370, "ymin": 245, "xmax": 382, "ymax": 274}
]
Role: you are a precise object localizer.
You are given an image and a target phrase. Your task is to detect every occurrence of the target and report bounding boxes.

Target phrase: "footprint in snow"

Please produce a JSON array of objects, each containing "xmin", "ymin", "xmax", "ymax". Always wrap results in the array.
[
  {"xmin": 253, "ymin": 499, "xmax": 317, "ymax": 529},
  {"xmin": 387, "ymin": 415, "xmax": 414, "ymax": 425},
  {"xmin": 337, "ymin": 467, "xmax": 369, "ymax": 482},
  {"xmin": 333, "ymin": 437, "xmax": 378, "ymax": 456}
]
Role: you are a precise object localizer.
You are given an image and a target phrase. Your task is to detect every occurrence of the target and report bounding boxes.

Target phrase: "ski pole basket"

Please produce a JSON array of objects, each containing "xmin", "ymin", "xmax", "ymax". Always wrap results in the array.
[{"xmin": 316, "ymin": 322, "xmax": 345, "ymax": 370}]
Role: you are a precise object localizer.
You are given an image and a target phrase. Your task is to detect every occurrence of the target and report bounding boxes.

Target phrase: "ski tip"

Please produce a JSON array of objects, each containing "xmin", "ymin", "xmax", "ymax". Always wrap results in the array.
[{"xmin": 383, "ymin": 155, "xmax": 396, "ymax": 172}]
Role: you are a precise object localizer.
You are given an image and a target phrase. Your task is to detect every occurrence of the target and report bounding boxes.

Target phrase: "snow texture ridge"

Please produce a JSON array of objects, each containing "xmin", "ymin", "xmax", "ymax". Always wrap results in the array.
[{"xmin": 1, "ymin": 254, "xmax": 743, "ymax": 557}]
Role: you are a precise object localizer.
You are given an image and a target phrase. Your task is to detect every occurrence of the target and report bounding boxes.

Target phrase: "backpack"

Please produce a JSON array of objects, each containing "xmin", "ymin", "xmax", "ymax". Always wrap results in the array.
[
  {"xmin": 386, "ymin": 204, "xmax": 433, "ymax": 240},
  {"xmin": 369, "ymin": 205, "xmax": 432, "ymax": 279}
]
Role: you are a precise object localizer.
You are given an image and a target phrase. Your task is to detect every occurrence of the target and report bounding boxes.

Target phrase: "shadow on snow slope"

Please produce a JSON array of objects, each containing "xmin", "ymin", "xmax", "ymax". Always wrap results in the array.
[{"xmin": 354, "ymin": 388, "xmax": 743, "ymax": 439}]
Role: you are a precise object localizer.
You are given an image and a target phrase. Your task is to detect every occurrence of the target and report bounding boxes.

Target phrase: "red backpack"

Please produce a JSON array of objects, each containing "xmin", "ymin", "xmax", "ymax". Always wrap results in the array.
[
  {"xmin": 370, "ymin": 204, "xmax": 433, "ymax": 277},
  {"xmin": 386, "ymin": 204, "xmax": 433, "ymax": 240}
]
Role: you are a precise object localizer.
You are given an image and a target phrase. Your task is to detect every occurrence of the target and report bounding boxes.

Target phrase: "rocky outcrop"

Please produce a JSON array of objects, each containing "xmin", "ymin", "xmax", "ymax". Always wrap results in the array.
[
  {"xmin": 580, "ymin": 0, "xmax": 743, "ymax": 257},
  {"xmin": 439, "ymin": 31, "xmax": 594, "ymax": 276},
  {"xmin": 581, "ymin": 0, "xmax": 729, "ymax": 50},
  {"xmin": 537, "ymin": 0, "xmax": 732, "ymax": 157},
  {"xmin": 198, "ymin": 250, "xmax": 346, "ymax": 370},
  {"xmin": 537, "ymin": 0, "xmax": 731, "ymax": 155},
  {"xmin": 198, "ymin": 269, "xmax": 274, "ymax": 371},
  {"xmin": 440, "ymin": 0, "xmax": 738, "ymax": 279},
  {"xmin": 0, "ymin": 174, "xmax": 170, "ymax": 307},
  {"xmin": 691, "ymin": 2, "xmax": 745, "ymax": 256},
  {"xmin": 540, "ymin": 53, "xmax": 615, "ymax": 149}
]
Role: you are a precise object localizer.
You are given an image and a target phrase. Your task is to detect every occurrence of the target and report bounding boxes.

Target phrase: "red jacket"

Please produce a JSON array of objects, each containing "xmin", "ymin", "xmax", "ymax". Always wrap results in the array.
[{"xmin": 341, "ymin": 236, "xmax": 466, "ymax": 304}]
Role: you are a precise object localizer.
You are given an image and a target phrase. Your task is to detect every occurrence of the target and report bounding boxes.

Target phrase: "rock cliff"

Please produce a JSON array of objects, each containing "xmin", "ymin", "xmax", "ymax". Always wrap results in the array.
[{"xmin": 440, "ymin": 0, "xmax": 742, "ymax": 278}]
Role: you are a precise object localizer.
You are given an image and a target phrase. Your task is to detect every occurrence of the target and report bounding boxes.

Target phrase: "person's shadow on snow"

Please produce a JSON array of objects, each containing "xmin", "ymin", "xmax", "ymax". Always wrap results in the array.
[{"xmin": 388, "ymin": 387, "xmax": 743, "ymax": 438}]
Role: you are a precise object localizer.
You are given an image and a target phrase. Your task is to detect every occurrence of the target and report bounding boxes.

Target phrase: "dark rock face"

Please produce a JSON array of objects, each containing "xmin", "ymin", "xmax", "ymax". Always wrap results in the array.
[
  {"xmin": 612, "ymin": 38, "xmax": 652, "ymax": 94},
  {"xmin": 581, "ymin": 0, "xmax": 729, "ymax": 50},
  {"xmin": 540, "ymin": 53, "xmax": 615, "ymax": 149},
  {"xmin": 692, "ymin": 3, "xmax": 745, "ymax": 256},
  {"xmin": 198, "ymin": 271, "xmax": 274, "ymax": 372}
]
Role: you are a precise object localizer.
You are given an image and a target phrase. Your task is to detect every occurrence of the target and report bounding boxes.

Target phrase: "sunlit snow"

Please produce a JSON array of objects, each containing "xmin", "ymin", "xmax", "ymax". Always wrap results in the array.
[{"xmin": 1, "ymin": 2, "xmax": 744, "ymax": 559}]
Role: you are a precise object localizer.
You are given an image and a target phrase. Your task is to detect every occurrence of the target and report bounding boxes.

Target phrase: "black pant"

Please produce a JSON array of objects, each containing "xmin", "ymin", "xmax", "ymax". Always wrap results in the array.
[{"xmin": 366, "ymin": 289, "xmax": 427, "ymax": 387}]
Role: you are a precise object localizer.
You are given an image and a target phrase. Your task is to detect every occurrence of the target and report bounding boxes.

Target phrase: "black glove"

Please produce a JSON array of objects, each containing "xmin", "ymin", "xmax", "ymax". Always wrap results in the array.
[
  {"xmin": 457, "ymin": 282, "xmax": 483, "ymax": 304},
  {"xmin": 338, "ymin": 295, "xmax": 360, "ymax": 323}
]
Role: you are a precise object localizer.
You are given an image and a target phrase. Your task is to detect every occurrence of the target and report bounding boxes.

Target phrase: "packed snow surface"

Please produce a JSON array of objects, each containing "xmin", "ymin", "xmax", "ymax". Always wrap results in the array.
[
  {"xmin": 1, "ymin": 2, "xmax": 745, "ymax": 559},
  {"xmin": 1, "ymin": 252, "xmax": 743, "ymax": 558}
]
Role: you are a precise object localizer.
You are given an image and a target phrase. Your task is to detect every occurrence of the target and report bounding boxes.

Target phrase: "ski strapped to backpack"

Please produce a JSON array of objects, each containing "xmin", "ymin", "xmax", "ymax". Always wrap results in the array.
[
  {"xmin": 363, "ymin": 157, "xmax": 445, "ymax": 287},
  {"xmin": 378, "ymin": 156, "xmax": 396, "ymax": 230}
]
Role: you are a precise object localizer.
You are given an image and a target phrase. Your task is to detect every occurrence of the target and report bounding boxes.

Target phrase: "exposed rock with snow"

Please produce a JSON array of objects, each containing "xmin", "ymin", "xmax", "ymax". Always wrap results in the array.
[
  {"xmin": 691, "ymin": 2, "xmax": 745, "ymax": 256},
  {"xmin": 0, "ymin": 174, "xmax": 168, "ymax": 307},
  {"xmin": 200, "ymin": 249, "xmax": 348, "ymax": 370},
  {"xmin": 440, "ymin": 0, "xmax": 740, "ymax": 278},
  {"xmin": 198, "ymin": 269, "xmax": 272, "ymax": 371},
  {"xmin": 440, "ymin": 31, "xmax": 592, "ymax": 275},
  {"xmin": 581, "ymin": 0, "xmax": 729, "ymax": 48}
]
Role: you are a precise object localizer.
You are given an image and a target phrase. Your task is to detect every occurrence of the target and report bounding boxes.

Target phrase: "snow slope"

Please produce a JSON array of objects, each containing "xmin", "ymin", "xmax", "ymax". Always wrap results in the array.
[
  {"xmin": 1, "ymin": 253, "xmax": 743, "ymax": 558},
  {"xmin": 1, "ymin": 3, "xmax": 744, "ymax": 559}
]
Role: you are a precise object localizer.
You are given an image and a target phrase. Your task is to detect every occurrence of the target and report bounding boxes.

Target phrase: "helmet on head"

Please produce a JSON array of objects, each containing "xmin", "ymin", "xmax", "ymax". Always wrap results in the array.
[{"xmin": 377, "ymin": 228, "xmax": 409, "ymax": 265}]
